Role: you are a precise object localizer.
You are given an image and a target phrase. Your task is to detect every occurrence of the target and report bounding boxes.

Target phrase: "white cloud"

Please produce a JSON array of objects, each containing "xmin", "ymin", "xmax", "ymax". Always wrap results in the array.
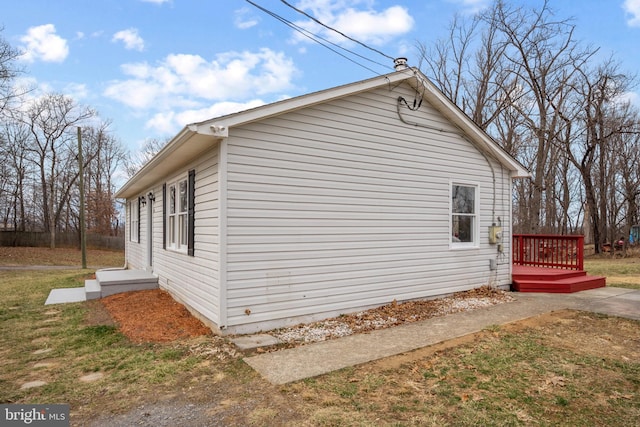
[
  {"xmin": 112, "ymin": 28, "xmax": 145, "ymax": 51},
  {"xmin": 19, "ymin": 24, "xmax": 69, "ymax": 63},
  {"xmin": 616, "ymin": 91, "xmax": 640, "ymax": 106},
  {"xmin": 140, "ymin": 0, "xmax": 171, "ymax": 4},
  {"xmin": 145, "ymin": 100, "xmax": 267, "ymax": 134},
  {"xmin": 104, "ymin": 48, "xmax": 297, "ymax": 110},
  {"xmin": 446, "ymin": 0, "xmax": 490, "ymax": 15},
  {"xmin": 333, "ymin": 6, "xmax": 414, "ymax": 44},
  {"xmin": 624, "ymin": 0, "xmax": 640, "ymax": 26},
  {"xmin": 292, "ymin": 1, "xmax": 414, "ymax": 46},
  {"xmin": 8, "ymin": 76, "xmax": 92, "ymax": 118},
  {"xmin": 234, "ymin": 7, "xmax": 259, "ymax": 29},
  {"xmin": 63, "ymin": 82, "xmax": 89, "ymax": 101}
]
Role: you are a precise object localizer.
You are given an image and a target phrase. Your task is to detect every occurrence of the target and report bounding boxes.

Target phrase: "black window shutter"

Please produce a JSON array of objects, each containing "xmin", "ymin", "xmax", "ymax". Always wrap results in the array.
[
  {"xmin": 187, "ymin": 169, "xmax": 195, "ymax": 256},
  {"xmin": 137, "ymin": 197, "xmax": 141, "ymax": 242},
  {"xmin": 162, "ymin": 183, "xmax": 166, "ymax": 250}
]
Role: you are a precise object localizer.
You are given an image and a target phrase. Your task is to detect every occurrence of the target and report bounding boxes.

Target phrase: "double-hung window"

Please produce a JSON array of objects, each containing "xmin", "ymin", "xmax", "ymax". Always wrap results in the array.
[
  {"xmin": 451, "ymin": 183, "xmax": 478, "ymax": 248},
  {"xmin": 130, "ymin": 199, "xmax": 139, "ymax": 243},
  {"xmin": 166, "ymin": 171, "xmax": 195, "ymax": 255},
  {"xmin": 167, "ymin": 178, "xmax": 188, "ymax": 252}
]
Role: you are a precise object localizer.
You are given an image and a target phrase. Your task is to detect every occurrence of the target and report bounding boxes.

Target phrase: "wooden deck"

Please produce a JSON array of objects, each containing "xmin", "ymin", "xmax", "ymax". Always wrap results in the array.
[{"xmin": 512, "ymin": 265, "xmax": 606, "ymax": 293}]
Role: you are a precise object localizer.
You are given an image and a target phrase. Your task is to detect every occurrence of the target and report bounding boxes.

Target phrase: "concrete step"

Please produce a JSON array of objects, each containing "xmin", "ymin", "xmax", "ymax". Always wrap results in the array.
[
  {"xmin": 83, "ymin": 269, "xmax": 159, "ymax": 299},
  {"xmin": 85, "ymin": 279, "xmax": 101, "ymax": 300},
  {"xmin": 96, "ymin": 269, "xmax": 157, "ymax": 286}
]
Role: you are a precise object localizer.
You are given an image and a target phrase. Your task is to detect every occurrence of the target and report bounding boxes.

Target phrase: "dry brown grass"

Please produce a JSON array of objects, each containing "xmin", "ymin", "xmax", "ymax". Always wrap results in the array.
[{"xmin": 0, "ymin": 246, "xmax": 124, "ymax": 268}]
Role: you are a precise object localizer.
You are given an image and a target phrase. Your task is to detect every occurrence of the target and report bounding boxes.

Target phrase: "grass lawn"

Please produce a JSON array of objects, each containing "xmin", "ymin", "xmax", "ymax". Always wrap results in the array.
[
  {"xmin": 0, "ymin": 246, "xmax": 124, "ymax": 268},
  {"xmin": 584, "ymin": 254, "xmax": 640, "ymax": 289},
  {"xmin": 0, "ymin": 248, "xmax": 639, "ymax": 425}
]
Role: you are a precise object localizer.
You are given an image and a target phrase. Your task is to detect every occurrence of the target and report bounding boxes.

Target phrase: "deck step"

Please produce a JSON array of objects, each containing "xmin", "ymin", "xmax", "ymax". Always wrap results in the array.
[
  {"xmin": 512, "ymin": 269, "xmax": 587, "ymax": 281},
  {"xmin": 512, "ymin": 268, "xmax": 606, "ymax": 293}
]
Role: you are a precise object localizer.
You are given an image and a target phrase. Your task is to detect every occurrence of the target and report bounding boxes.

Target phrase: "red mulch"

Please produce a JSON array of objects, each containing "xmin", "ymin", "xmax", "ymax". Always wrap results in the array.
[{"xmin": 100, "ymin": 289, "xmax": 211, "ymax": 343}]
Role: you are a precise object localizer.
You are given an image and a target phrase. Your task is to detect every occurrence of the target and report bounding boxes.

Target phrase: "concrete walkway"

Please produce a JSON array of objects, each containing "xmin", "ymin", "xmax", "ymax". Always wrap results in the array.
[{"xmin": 244, "ymin": 287, "xmax": 640, "ymax": 385}]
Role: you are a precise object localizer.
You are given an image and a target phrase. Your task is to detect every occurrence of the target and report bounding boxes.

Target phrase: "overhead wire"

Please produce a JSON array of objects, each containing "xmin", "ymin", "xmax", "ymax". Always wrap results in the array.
[
  {"xmin": 245, "ymin": 0, "xmax": 392, "ymax": 75},
  {"xmin": 279, "ymin": 0, "xmax": 396, "ymax": 62}
]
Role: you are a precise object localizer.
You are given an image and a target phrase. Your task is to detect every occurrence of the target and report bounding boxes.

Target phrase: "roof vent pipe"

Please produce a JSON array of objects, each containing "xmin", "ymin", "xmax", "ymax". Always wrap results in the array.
[{"xmin": 393, "ymin": 57, "xmax": 408, "ymax": 71}]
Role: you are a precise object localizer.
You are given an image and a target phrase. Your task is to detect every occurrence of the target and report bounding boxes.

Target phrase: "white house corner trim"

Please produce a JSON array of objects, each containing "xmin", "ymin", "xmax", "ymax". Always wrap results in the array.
[
  {"xmin": 218, "ymin": 138, "xmax": 229, "ymax": 330},
  {"xmin": 508, "ymin": 178, "xmax": 514, "ymax": 280}
]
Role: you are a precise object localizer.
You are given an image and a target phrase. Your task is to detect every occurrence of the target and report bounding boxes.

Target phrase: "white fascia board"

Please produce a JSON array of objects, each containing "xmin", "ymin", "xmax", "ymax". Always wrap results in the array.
[
  {"xmin": 115, "ymin": 127, "xmax": 221, "ymax": 199},
  {"xmin": 410, "ymin": 71, "xmax": 531, "ymax": 179},
  {"xmin": 191, "ymin": 71, "xmax": 410, "ymax": 131}
]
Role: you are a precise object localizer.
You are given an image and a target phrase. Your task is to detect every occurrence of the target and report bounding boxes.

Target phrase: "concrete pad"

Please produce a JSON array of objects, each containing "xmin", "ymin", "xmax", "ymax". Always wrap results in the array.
[
  {"xmin": 34, "ymin": 362, "xmax": 56, "ymax": 369},
  {"xmin": 580, "ymin": 291, "xmax": 640, "ymax": 321},
  {"xmin": 80, "ymin": 372, "xmax": 104, "ymax": 382},
  {"xmin": 614, "ymin": 290, "xmax": 640, "ymax": 301},
  {"xmin": 20, "ymin": 380, "xmax": 47, "ymax": 390},
  {"xmin": 232, "ymin": 334, "xmax": 281, "ymax": 350},
  {"xmin": 244, "ymin": 296, "xmax": 569, "ymax": 385},
  {"xmin": 571, "ymin": 287, "xmax": 637, "ymax": 299},
  {"xmin": 244, "ymin": 288, "xmax": 640, "ymax": 384},
  {"xmin": 45, "ymin": 288, "xmax": 86, "ymax": 305}
]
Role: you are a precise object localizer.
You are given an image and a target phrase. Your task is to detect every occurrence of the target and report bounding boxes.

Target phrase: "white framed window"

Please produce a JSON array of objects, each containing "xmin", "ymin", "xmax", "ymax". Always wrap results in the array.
[
  {"xmin": 451, "ymin": 182, "xmax": 479, "ymax": 248},
  {"xmin": 130, "ymin": 199, "xmax": 139, "ymax": 243},
  {"xmin": 167, "ymin": 177, "xmax": 188, "ymax": 252}
]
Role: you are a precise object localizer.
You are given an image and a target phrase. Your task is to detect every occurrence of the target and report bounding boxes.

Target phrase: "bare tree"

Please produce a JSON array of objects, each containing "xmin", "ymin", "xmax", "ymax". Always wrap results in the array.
[
  {"xmin": 0, "ymin": 121, "xmax": 32, "ymax": 233},
  {"xmin": 0, "ymin": 28, "xmax": 25, "ymax": 118},
  {"xmin": 416, "ymin": 0, "xmax": 634, "ymax": 237},
  {"xmin": 82, "ymin": 122, "xmax": 126, "ymax": 235},
  {"xmin": 124, "ymin": 137, "xmax": 170, "ymax": 178},
  {"xmin": 490, "ymin": 1, "xmax": 596, "ymax": 232},
  {"xmin": 618, "ymin": 122, "xmax": 640, "ymax": 236},
  {"xmin": 22, "ymin": 93, "xmax": 96, "ymax": 248},
  {"xmin": 555, "ymin": 61, "xmax": 638, "ymax": 252}
]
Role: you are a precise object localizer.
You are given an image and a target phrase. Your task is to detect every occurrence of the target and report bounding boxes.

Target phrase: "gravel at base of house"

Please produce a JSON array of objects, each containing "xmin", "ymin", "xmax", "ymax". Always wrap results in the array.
[{"xmin": 272, "ymin": 291, "xmax": 515, "ymax": 345}]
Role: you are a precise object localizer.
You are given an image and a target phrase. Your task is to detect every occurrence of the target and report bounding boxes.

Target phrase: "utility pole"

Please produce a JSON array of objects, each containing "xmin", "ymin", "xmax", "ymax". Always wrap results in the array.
[{"xmin": 78, "ymin": 127, "xmax": 87, "ymax": 269}]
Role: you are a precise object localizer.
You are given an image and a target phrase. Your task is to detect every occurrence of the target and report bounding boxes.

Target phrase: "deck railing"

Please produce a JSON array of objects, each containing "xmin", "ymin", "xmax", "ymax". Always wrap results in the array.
[{"xmin": 513, "ymin": 234, "xmax": 584, "ymax": 270}]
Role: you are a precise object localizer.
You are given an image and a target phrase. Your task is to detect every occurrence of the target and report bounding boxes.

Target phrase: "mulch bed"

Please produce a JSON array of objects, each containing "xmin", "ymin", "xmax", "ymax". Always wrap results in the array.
[{"xmin": 100, "ymin": 289, "xmax": 212, "ymax": 343}]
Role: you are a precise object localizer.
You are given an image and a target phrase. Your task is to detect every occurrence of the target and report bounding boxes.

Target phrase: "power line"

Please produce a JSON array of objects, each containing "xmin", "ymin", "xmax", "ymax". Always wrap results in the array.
[
  {"xmin": 279, "ymin": 0, "xmax": 396, "ymax": 61},
  {"xmin": 245, "ymin": 0, "xmax": 391, "ymax": 75}
]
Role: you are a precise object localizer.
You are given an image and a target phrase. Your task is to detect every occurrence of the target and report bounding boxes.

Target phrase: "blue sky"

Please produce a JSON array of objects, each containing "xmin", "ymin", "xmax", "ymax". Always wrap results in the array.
[{"xmin": 2, "ymin": 0, "xmax": 640, "ymax": 155}]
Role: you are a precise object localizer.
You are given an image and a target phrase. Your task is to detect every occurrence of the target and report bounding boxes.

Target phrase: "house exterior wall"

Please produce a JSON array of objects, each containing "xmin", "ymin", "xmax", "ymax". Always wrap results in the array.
[
  {"xmin": 125, "ymin": 148, "xmax": 222, "ymax": 329},
  {"xmin": 223, "ymin": 82, "xmax": 513, "ymax": 334}
]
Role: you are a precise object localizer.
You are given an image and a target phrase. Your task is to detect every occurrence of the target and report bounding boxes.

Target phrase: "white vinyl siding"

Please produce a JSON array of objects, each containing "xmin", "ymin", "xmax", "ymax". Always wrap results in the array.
[
  {"xmin": 223, "ymin": 82, "xmax": 513, "ymax": 333},
  {"xmin": 127, "ymin": 149, "xmax": 221, "ymax": 328}
]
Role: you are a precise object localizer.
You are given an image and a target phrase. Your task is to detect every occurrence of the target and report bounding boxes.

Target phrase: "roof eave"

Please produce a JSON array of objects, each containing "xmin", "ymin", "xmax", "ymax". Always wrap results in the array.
[
  {"xmin": 192, "ymin": 69, "xmax": 412, "ymax": 131},
  {"xmin": 409, "ymin": 71, "xmax": 530, "ymax": 178},
  {"xmin": 115, "ymin": 127, "xmax": 222, "ymax": 199}
]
